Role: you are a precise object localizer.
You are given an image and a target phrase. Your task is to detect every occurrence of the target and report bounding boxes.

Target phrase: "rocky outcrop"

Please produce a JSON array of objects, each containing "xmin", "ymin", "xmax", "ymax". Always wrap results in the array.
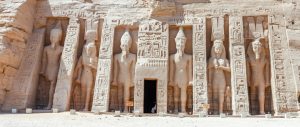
[{"xmin": 0, "ymin": 0, "xmax": 37, "ymax": 109}]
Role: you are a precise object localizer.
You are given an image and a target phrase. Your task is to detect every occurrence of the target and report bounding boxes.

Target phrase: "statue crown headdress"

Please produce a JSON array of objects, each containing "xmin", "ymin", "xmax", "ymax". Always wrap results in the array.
[
  {"xmin": 176, "ymin": 26, "xmax": 186, "ymax": 39},
  {"xmin": 51, "ymin": 21, "xmax": 63, "ymax": 41},
  {"xmin": 121, "ymin": 28, "xmax": 132, "ymax": 46}
]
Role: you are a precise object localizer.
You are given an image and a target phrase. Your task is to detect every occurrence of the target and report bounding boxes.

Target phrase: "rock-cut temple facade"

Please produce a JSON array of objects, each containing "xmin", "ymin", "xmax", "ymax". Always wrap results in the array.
[{"xmin": 0, "ymin": 0, "xmax": 300, "ymax": 116}]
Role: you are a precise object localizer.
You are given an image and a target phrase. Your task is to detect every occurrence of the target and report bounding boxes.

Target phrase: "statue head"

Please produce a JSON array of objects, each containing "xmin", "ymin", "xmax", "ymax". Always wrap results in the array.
[
  {"xmin": 211, "ymin": 40, "xmax": 226, "ymax": 58},
  {"xmin": 213, "ymin": 31, "xmax": 223, "ymax": 41},
  {"xmin": 85, "ymin": 30, "xmax": 97, "ymax": 43},
  {"xmin": 175, "ymin": 27, "xmax": 186, "ymax": 56},
  {"xmin": 251, "ymin": 32, "xmax": 263, "ymax": 60},
  {"xmin": 120, "ymin": 29, "xmax": 132, "ymax": 55},
  {"xmin": 50, "ymin": 22, "xmax": 62, "ymax": 48},
  {"xmin": 247, "ymin": 32, "xmax": 265, "ymax": 61}
]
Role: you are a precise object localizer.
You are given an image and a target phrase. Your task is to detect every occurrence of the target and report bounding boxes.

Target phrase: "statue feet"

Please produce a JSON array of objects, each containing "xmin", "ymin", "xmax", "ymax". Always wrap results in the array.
[
  {"xmin": 83, "ymin": 107, "xmax": 89, "ymax": 112},
  {"xmin": 44, "ymin": 105, "xmax": 51, "ymax": 110},
  {"xmin": 260, "ymin": 111, "xmax": 266, "ymax": 115},
  {"xmin": 174, "ymin": 109, "xmax": 179, "ymax": 114}
]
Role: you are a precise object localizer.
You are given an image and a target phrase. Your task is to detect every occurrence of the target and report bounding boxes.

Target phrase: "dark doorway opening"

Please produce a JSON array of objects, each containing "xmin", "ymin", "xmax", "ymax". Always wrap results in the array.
[{"xmin": 144, "ymin": 80, "xmax": 157, "ymax": 113}]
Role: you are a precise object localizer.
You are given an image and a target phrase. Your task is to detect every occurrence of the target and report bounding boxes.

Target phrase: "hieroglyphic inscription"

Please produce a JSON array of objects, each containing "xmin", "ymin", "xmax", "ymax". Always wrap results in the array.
[
  {"xmin": 229, "ymin": 16, "xmax": 250, "ymax": 115},
  {"xmin": 192, "ymin": 17, "xmax": 207, "ymax": 114},
  {"xmin": 269, "ymin": 15, "xmax": 299, "ymax": 115},
  {"xmin": 137, "ymin": 21, "xmax": 168, "ymax": 66},
  {"xmin": 91, "ymin": 21, "xmax": 116, "ymax": 113},
  {"xmin": 53, "ymin": 18, "xmax": 80, "ymax": 111},
  {"xmin": 2, "ymin": 29, "xmax": 46, "ymax": 110}
]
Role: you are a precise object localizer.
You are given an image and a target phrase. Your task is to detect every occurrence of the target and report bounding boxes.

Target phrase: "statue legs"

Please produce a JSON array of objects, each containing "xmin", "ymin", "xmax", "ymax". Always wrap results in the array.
[
  {"xmin": 250, "ymin": 84, "xmax": 265, "ymax": 115},
  {"xmin": 258, "ymin": 84, "xmax": 265, "ymax": 115},
  {"xmin": 212, "ymin": 83, "xmax": 226, "ymax": 114},
  {"xmin": 218, "ymin": 85, "xmax": 226, "ymax": 114},
  {"xmin": 173, "ymin": 86, "xmax": 179, "ymax": 113},
  {"xmin": 46, "ymin": 81, "xmax": 56, "ymax": 110},
  {"xmin": 82, "ymin": 82, "xmax": 93, "ymax": 111},
  {"xmin": 117, "ymin": 84, "xmax": 123, "ymax": 111},
  {"xmin": 123, "ymin": 85, "xmax": 130, "ymax": 113},
  {"xmin": 173, "ymin": 85, "xmax": 188, "ymax": 113},
  {"xmin": 180, "ymin": 86, "xmax": 187, "ymax": 113}
]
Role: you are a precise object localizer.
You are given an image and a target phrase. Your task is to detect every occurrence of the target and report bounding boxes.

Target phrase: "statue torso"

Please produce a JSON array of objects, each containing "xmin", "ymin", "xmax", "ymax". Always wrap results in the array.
[
  {"xmin": 44, "ymin": 45, "xmax": 63, "ymax": 81},
  {"xmin": 172, "ymin": 53, "xmax": 191, "ymax": 87},
  {"xmin": 115, "ymin": 53, "xmax": 136, "ymax": 84}
]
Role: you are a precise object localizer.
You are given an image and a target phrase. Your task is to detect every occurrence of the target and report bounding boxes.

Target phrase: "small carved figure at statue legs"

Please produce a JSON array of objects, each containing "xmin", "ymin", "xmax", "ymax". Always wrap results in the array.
[
  {"xmin": 173, "ymin": 85, "xmax": 179, "ymax": 113},
  {"xmin": 180, "ymin": 86, "xmax": 187, "ymax": 113},
  {"xmin": 46, "ymin": 81, "xmax": 56, "ymax": 110}
]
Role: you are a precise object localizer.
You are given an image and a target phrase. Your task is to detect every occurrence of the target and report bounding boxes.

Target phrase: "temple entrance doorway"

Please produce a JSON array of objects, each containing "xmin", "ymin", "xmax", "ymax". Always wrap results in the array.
[{"xmin": 144, "ymin": 80, "xmax": 157, "ymax": 113}]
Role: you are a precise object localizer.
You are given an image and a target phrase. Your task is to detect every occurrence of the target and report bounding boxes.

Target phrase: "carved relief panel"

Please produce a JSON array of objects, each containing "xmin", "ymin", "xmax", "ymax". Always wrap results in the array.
[
  {"xmin": 229, "ymin": 16, "xmax": 249, "ymax": 115},
  {"xmin": 92, "ymin": 20, "xmax": 116, "ymax": 113},
  {"xmin": 268, "ymin": 15, "xmax": 299, "ymax": 115},
  {"xmin": 192, "ymin": 17, "xmax": 208, "ymax": 114},
  {"xmin": 134, "ymin": 20, "xmax": 169, "ymax": 113},
  {"xmin": 52, "ymin": 18, "xmax": 81, "ymax": 111}
]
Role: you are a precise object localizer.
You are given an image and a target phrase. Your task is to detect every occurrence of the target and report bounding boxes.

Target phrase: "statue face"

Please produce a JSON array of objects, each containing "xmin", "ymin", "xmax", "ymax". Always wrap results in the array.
[
  {"xmin": 252, "ymin": 41, "xmax": 262, "ymax": 59},
  {"xmin": 50, "ymin": 31, "xmax": 61, "ymax": 46},
  {"xmin": 85, "ymin": 30, "xmax": 97, "ymax": 42},
  {"xmin": 175, "ymin": 37, "xmax": 186, "ymax": 52},
  {"xmin": 120, "ymin": 42, "xmax": 129, "ymax": 52},
  {"xmin": 214, "ymin": 44, "xmax": 223, "ymax": 55}
]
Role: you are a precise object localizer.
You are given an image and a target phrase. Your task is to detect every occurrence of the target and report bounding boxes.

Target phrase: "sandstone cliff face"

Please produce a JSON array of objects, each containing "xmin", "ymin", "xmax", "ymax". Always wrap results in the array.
[{"xmin": 0, "ymin": 0, "xmax": 36, "ymax": 107}]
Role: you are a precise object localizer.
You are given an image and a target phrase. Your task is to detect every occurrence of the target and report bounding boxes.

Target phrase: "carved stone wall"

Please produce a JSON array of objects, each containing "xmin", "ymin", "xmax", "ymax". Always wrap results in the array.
[
  {"xmin": 0, "ymin": 0, "xmax": 37, "ymax": 110},
  {"xmin": 1, "ymin": 0, "xmax": 299, "ymax": 115},
  {"xmin": 229, "ymin": 16, "xmax": 250, "ymax": 115},
  {"xmin": 192, "ymin": 17, "xmax": 208, "ymax": 114},
  {"xmin": 53, "ymin": 18, "xmax": 80, "ymax": 111},
  {"xmin": 134, "ymin": 20, "xmax": 169, "ymax": 113},
  {"xmin": 92, "ymin": 21, "xmax": 116, "ymax": 113},
  {"xmin": 268, "ymin": 15, "xmax": 299, "ymax": 115},
  {"xmin": 2, "ymin": 29, "xmax": 45, "ymax": 111}
]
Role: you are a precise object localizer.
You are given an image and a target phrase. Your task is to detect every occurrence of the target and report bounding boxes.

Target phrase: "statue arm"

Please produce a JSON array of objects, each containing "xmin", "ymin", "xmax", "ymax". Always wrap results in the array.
[
  {"xmin": 188, "ymin": 56, "xmax": 193, "ymax": 85},
  {"xmin": 169, "ymin": 56, "xmax": 174, "ymax": 85},
  {"xmin": 265, "ymin": 61, "xmax": 271, "ymax": 87},
  {"xmin": 220, "ymin": 60, "xmax": 231, "ymax": 72},
  {"xmin": 74, "ymin": 56, "xmax": 83, "ymax": 82},
  {"xmin": 207, "ymin": 59, "xmax": 214, "ymax": 86},
  {"xmin": 246, "ymin": 60, "xmax": 251, "ymax": 86},
  {"xmin": 91, "ymin": 46, "xmax": 98, "ymax": 69},
  {"xmin": 208, "ymin": 67, "xmax": 213, "ymax": 86},
  {"xmin": 40, "ymin": 48, "xmax": 47, "ymax": 75},
  {"xmin": 130, "ymin": 56, "xmax": 137, "ymax": 86},
  {"xmin": 112, "ymin": 55, "xmax": 118, "ymax": 85}
]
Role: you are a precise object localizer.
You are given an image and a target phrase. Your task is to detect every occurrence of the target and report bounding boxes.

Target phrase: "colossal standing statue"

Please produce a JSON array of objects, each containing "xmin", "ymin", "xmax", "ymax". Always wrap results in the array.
[
  {"xmin": 208, "ymin": 38, "xmax": 230, "ymax": 114},
  {"xmin": 74, "ymin": 30, "xmax": 98, "ymax": 111},
  {"xmin": 112, "ymin": 29, "xmax": 136, "ymax": 112},
  {"xmin": 40, "ymin": 23, "xmax": 64, "ymax": 110},
  {"xmin": 247, "ymin": 32, "xmax": 270, "ymax": 115},
  {"xmin": 169, "ymin": 27, "xmax": 193, "ymax": 113}
]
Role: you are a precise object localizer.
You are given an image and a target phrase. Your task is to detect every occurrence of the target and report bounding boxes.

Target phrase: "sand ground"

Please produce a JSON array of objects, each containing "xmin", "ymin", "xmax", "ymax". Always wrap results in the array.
[{"xmin": 0, "ymin": 112, "xmax": 299, "ymax": 127}]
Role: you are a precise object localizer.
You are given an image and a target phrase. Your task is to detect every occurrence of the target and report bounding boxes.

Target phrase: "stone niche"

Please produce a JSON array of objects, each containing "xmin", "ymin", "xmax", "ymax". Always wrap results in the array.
[
  {"xmin": 243, "ymin": 16, "xmax": 273, "ymax": 115},
  {"xmin": 109, "ymin": 25, "xmax": 138, "ymax": 112},
  {"xmin": 69, "ymin": 19, "xmax": 102, "ymax": 111},
  {"xmin": 35, "ymin": 17, "xmax": 69, "ymax": 109},
  {"xmin": 168, "ymin": 25, "xmax": 193, "ymax": 113},
  {"xmin": 206, "ymin": 16, "xmax": 232, "ymax": 115}
]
